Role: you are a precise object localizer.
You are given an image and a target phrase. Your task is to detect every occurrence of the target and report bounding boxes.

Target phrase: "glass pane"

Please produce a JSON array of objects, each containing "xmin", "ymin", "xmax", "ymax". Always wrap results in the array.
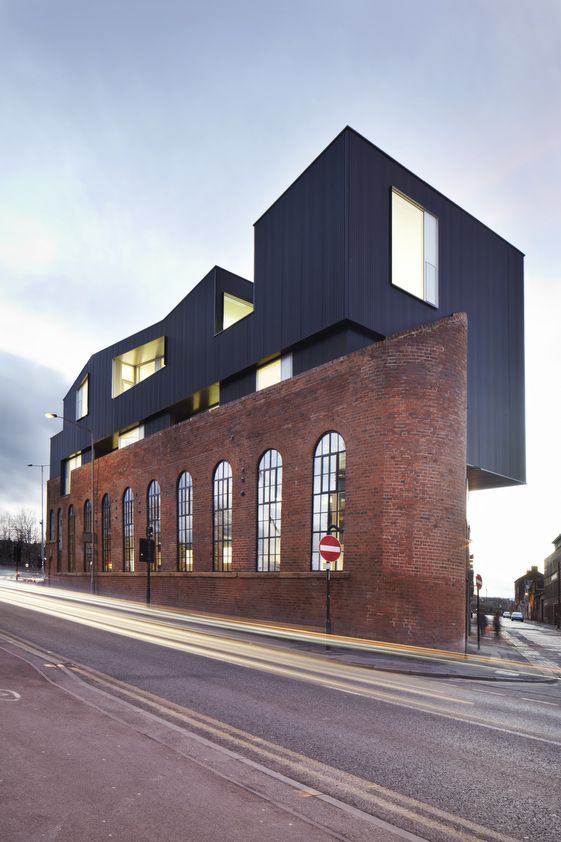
[
  {"xmin": 425, "ymin": 262, "xmax": 438, "ymax": 307},
  {"xmin": 424, "ymin": 211, "xmax": 438, "ymax": 268},
  {"xmin": 256, "ymin": 358, "xmax": 281, "ymax": 391},
  {"xmin": 223, "ymin": 293, "xmax": 254, "ymax": 330},
  {"xmin": 392, "ymin": 191, "xmax": 424, "ymax": 299}
]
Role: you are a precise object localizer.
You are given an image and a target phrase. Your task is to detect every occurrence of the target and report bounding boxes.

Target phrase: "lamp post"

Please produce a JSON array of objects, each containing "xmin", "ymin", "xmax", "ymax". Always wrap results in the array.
[
  {"xmin": 45, "ymin": 412, "xmax": 96, "ymax": 594},
  {"xmin": 26, "ymin": 463, "xmax": 48, "ymax": 577},
  {"xmin": 557, "ymin": 558, "xmax": 561, "ymax": 629}
]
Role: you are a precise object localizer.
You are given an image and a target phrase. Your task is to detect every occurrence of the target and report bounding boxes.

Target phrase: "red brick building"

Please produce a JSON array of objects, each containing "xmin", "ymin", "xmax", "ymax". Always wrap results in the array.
[{"xmin": 46, "ymin": 314, "xmax": 468, "ymax": 650}]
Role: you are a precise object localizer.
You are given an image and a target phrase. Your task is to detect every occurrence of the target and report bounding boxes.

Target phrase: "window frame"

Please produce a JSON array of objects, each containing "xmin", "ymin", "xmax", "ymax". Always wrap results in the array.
[
  {"xmin": 102, "ymin": 494, "xmax": 112, "ymax": 572},
  {"xmin": 83, "ymin": 499, "xmax": 92, "ymax": 572},
  {"xmin": 213, "ymin": 461, "xmax": 232, "ymax": 571},
  {"xmin": 257, "ymin": 449, "xmax": 283, "ymax": 572},
  {"xmin": 67, "ymin": 505, "xmax": 75, "ymax": 572},
  {"xmin": 311, "ymin": 432, "xmax": 346, "ymax": 571},
  {"xmin": 391, "ymin": 188, "xmax": 439, "ymax": 308},
  {"xmin": 123, "ymin": 488, "xmax": 135, "ymax": 572},
  {"xmin": 76, "ymin": 375, "xmax": 89, "ymax": 420},
  {"xmin": 147, "ymin": 480, "xmax": 162, "ymax": 571},
  {"xmin": 177, "ymin": 472, "xmax": 193, "ymax": 572},
  {"xmin": 63, "ymin": 452, "xmax": 82, "ymax": 496},
  {"xmin": 57, "ymin": 508, "xmax": 62, "ymax": 572}
]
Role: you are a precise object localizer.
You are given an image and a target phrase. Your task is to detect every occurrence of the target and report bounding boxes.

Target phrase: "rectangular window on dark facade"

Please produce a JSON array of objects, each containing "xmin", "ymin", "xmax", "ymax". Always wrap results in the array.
[
  {"xmin": 391, "ymin": 189, "xmax": 438, "ymax": 307},
  {"xmin": 76, "ymin": 375, "xmax": 89, "ymax": 419}
]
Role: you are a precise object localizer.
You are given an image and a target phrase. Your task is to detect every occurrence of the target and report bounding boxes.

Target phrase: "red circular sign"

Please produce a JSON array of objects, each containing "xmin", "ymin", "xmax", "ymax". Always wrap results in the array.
[
  {"xmin": 319, "ymin": 534, "xmax": 342, "ymax": 562},
  {"xmin": 475, "ymin": 573, "xmax": 483, "ymax": 591}
]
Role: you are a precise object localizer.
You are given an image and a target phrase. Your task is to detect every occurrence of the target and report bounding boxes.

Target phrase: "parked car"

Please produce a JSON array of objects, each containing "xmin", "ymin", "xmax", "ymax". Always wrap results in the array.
[
  {"xmin": 511, "ymin": 611, "xmax": 524, "ymax": 621},
  {"xmin": 502, "ymin": 611, "xmax": 511, "ymax": 619}
]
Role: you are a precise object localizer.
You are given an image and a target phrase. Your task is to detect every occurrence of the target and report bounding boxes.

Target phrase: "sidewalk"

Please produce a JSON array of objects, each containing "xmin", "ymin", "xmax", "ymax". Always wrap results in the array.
[
  {"xmin": 0, "ymin": 645, "xmax": 407, "ymax": 842},
  {"xmin": 309, "ymin": 631, "xmax": 558, "ymax": 682}
]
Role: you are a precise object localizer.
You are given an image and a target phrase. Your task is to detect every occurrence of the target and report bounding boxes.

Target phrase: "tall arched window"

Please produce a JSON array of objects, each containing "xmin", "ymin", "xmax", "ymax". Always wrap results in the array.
[
  {"xmin": 49, "ymin": 509, "xmax": 54, "ymax": 542},
  {"xmin": 311, "ymin": 432, "xmax": 346, "ymax": 571},
  {"xmin": 177, "ymin": 472, "xmax": 193, "ymax": 572},
  {"xmin": 213, "ymin": 461, "xmax": 232, "ymax": 571},
  {"xmin": 84, "ymin": 500, "xmax": 92, "ymax": 572},
  {"xmin": 123, "ymin": 488, "xmax": 134, "ymax": 572},
  {"xmin": 147, "ymin": 480, "xmax": 161, "ymax": 570},
  {"xmin": 57, "ymin": 509, "xmax": 62, "ymax": 572},
  {"xmin": 257, "ymin": 450, "xmax": 282, "ymax": 572},
  {"xmin": 102, "ymin": 494, "xmax": 112, "ymax": 572},
  {"xmin": 67, "ymin": 505, "xmax": 75, "ymax": 572}
]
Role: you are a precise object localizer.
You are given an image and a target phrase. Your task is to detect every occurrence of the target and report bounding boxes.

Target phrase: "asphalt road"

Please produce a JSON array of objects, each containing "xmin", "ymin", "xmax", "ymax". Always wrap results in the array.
[{"xmin": 1, "ymin": 583, "xmax": 560, "ymax": 842}]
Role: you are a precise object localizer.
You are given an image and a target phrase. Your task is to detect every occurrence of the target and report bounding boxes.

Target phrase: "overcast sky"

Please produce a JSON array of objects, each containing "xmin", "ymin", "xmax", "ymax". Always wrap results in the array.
[{"xmin": 1, "ymin": 0, "xmax": 560, "ymax": 595}]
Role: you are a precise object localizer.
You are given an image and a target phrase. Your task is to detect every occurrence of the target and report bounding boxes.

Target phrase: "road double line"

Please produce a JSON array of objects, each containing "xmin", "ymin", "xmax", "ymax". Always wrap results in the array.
[{"xmin": 1, "ymin": 631, "xmax": 521, "ymax": 842}]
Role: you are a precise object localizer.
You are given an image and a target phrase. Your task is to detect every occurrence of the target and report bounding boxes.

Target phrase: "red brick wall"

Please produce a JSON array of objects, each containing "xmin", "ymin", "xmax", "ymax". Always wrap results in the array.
[{"xmin": 46, "ymin": 313, "xmax": 468, "ymax": 649}]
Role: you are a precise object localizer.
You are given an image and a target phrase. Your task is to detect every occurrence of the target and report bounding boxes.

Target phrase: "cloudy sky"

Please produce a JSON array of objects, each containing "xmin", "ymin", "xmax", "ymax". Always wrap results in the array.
[{"xmin": 1, "ymin": 0, "xmax": 560, "ymax": 595}]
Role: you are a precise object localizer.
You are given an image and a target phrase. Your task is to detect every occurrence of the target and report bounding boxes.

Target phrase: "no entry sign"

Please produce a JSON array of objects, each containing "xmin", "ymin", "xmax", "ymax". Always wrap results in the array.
[
  {"xmin": 319, "ymin": 534, "xmax": 342, "ymax": 563},
  {"xmin": 475, "ymin": 573, "xmax": 483, "ymax": 591}
]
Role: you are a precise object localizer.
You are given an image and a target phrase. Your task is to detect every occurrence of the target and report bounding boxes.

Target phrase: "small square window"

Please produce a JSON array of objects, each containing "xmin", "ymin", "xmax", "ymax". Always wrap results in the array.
[
  {"xmin": 118, "ymin": 425, "xmax": 144, "ymax": 449},
  {"xmin": 63, "ymin": 452, "xmax": 82, "ymax": 495},
  {"xmin": 256, "ymin": 353, "xmax": 292, "ymax": 392}
]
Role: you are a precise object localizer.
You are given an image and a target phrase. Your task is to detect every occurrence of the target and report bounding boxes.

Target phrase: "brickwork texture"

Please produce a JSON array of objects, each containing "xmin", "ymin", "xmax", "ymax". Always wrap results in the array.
[{"xmin": 46, "ymin": 313, "xmax": 468, "ymax": 650}]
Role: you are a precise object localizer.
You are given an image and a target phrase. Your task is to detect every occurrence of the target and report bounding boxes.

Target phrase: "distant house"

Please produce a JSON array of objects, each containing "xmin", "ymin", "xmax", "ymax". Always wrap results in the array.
[
  {"xmin": 514, "ymin": 565, "xmax": 545, "ymax": 620},
  {"xmin": 544, "ymin": 536, "xmax": 561, "ymax": 626},
  {"xmin": 45, "ymin": 127, "xmax": 525, "ymax": 649}
]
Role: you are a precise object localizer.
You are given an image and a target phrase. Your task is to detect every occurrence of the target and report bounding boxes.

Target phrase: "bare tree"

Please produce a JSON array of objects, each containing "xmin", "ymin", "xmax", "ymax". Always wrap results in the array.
[
  {"xmin": 0, "ymin": 510, "xmax": 13, "ymax": 541},
  {"xmin": 11, "ymin": 509, "xmax": 39, "ymax": 545}
]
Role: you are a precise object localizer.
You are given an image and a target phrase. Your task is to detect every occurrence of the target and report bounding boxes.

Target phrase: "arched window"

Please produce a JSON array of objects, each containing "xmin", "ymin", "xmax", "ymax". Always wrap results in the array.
[
  {"xmin": 123, "ymin": 488, "xmax": 134, "ymax": 572},
  {"xmin": 68, "ymin": 505, "xmax": 75, "ymax": 572},
  {"xmin": 311, "ymin": 432, "xmax": 346, "ymax": 571},
  {"xmin": 147, "ymin": 480, "xmax": 161, "ymax": 570},
  {"xmin": 49, "ymin": 510, "xmax": 54, "ymax": 542},
  {"xmin": 213, "ymin": 461, "xmax": 232, "ymax": 571},
  {"xmin": 83, "ymin": 499, "xmax": 92, "ymax": 572},
  {"xmin": 102, "ymin": 494, "xmax": 112, "ymax": 572},
  {"xmin": 177, "ymin": 472, "xmax": 193, "ymax": 572},
  {"xmin": 57, "ymin": 509, "xmax": 62, "ymax": 572},
  {"xmin": 257, "ymin": 450, "xmax": 282, "ymax": 572}
]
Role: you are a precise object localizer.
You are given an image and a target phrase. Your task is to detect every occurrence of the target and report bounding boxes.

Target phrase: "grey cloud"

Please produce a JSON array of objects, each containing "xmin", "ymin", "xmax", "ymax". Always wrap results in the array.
[{"xmin": 0, "ymin": 352, "xmax": 68, "ymax": 509}]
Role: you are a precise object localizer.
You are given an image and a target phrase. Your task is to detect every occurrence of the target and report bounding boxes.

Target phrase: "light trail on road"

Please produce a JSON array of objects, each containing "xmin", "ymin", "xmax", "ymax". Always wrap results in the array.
[
  {"xmin": 2, "ymin": 581, "xmax": 561, "ymax": 842},
  {"xmin": 1, "ymin": 581, "xmax": 560, "ymax": 745},
  {"xmin": 1, "ymin": 580, "xmax": 554, "ymax": 675}
]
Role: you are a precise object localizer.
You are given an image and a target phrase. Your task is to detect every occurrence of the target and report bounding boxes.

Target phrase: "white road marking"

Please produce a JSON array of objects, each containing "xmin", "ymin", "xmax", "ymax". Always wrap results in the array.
[
  {"xmin": 0, "ymin": 689, "xmax": 21, "ymax": 701},
  {"xmin": 467, "ymin": 688, "xmax": 506, "ymax": 696},
  {"xmin": 521, "ymin": 698, "xmax": 559, "ymax": 707}
]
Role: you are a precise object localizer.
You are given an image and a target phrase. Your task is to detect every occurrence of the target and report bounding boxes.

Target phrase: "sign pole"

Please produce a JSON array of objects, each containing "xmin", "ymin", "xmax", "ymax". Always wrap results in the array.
[
  {"xmin": 146, "ymin": 526, "xmax": 152, "ymax": 606},
  {"xmin": 319, "ymin": 530, "xmax": 342, "ymax": 649},
  {"xmin": 476, "ymin": 589, "xmax": 480, "ymax": 651},
  {"xmin": 557, "ymin": 558, "xmax": 561, "ymax": 629},
  {"xmin": 475, "ymin": 572, "xmax": 483, "ymax": 651},
  {"xmin": 325, "ymin": 561, "xmax": 332, "ymax": 637}
]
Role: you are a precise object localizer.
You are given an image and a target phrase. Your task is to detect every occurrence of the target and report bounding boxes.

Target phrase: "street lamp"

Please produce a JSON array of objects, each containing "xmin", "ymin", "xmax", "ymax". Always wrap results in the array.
[
  {"xmin": 45, "ymin": 412, "xmax": 96, "ymax": 594},
  {"xmin": 26, "ymin": 463, "xmax": 49, "ymax": 578}
]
